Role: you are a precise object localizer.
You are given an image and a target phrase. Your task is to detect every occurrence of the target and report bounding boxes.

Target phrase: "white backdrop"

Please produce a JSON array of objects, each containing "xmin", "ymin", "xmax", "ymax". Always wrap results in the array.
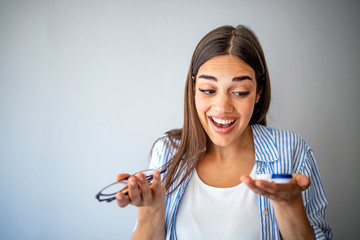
[{"xmin": 1, "ymin": 0, "xmax": 359, "ymax": 239}]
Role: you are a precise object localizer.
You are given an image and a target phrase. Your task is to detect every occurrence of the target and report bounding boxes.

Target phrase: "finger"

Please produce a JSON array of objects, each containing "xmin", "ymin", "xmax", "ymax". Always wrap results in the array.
[
  {"xmin": 294, "ymin": 174, "xmax": 310, "ymax": 191},
  {"xmin": 116, "ymin": 173, "xmax": 131, "ymax": 182},
  {"xmin": 241, "ymin": 176, "xmax": 264, "ymax": 193},
  {"xmin": 136, "ymin": 172, "xmax": 152, "ymax": 205},
  {"xmin": 116, "ymin": 192, "xmax": 130, "ymax": 208},
  {"xmin": 249, "ymin": 184, "xmax": 272, "ymax": 198},
  {"xmin": 242, "ymin": 176, "xmax": 281, "ymax": 197},
  {"xmin": 255, "ymin": 180, "xmax": 291, "ymax": 193},
  {"xmin": 240, "ymin": 175, "xmax": 252, "ymax": 182},
  {"xmin": 240, "ymin": 175, "xmax": 253, "ymax": 185},
  {"xmin": 241, "ymin": 175, "xmax": 270, "ymax": 190},
  {"xmin": 242, "ymin": 176, "xmax": 269, "ymax": 194},
  {"xmin": 128, "ymin": 176, "xmax": 142, "ymax": 206},
  {"xmin": 152, "ymin": 171, "xmax": 161, "ymax": 188},
  {"xmin": 151, "ymin": 171, "xmax": 165, "ymax": 199}
]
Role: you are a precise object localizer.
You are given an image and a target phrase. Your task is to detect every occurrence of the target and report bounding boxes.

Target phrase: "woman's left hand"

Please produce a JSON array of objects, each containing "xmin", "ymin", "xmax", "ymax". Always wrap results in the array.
[
  {"xmin": 240, "ymin": 174, "xmax": 310, "ymax": 205},
  {"xmin": 241, "ymin": 174, "xmax": 315, "ymax": 239}
]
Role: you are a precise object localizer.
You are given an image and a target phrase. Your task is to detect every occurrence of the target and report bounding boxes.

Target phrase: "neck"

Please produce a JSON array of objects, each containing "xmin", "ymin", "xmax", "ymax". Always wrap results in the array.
[{"xmin": 207, "ymin": 125, "xmax": 254, "ymax": 163}]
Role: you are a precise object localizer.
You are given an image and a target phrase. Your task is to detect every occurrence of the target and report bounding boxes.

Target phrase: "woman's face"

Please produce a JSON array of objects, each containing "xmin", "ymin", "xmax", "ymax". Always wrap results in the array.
[{"xmin": 195, "ymin": 55, "xmax": 261, "ymax": 147}]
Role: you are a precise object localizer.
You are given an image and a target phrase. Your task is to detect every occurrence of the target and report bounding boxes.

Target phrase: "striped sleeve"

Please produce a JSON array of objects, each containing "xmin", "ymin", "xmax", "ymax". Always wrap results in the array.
[
  {"xmin": 300, "ymin": 145, "xmax": 333, "ymax": 239},
  {"xmin": 269, "ymin": 127, "xmax": 332, "ymax": 239},
  {"xmin": 148, "ymin": 136, "xmax": 182, "ymax": 240}
]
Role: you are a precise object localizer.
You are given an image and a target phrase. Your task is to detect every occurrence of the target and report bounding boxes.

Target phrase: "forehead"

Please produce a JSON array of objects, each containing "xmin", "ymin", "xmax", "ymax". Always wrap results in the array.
[{"xmin": 198, "ymin": 55, "xmax": 255, "ymax": 77}]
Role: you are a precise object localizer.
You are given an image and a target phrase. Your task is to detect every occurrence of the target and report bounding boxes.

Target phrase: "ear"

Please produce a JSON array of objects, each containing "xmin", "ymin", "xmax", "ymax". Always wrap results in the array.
[{"xmin": 255, "ymin": 89, "xmax": 263, "ymax": 103}]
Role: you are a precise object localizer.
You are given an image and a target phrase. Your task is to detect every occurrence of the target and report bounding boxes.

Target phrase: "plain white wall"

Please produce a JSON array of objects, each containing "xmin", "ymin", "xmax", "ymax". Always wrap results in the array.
[{"xmin": 1, "ymin": 0, "xmax": 359, "ymax": 239}]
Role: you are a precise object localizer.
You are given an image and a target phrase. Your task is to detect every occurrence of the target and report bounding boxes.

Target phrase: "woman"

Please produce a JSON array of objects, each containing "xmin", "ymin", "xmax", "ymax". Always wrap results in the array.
[{"xmin": 115, "ymin": 25, "xmax": 332, "ymax": 239}]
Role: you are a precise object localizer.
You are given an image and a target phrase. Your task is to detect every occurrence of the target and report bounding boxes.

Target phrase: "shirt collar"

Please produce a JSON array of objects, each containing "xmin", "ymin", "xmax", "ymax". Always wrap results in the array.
[{"xmin": 251, "ymin": 124, "xmax": 279, "ymax": 162}]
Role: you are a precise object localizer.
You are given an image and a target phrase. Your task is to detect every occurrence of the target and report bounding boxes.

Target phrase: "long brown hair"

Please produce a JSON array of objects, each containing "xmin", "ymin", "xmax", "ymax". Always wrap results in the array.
[{"xmin": 155, "ymin": 25, "xmax": 271, "ymax": 195}]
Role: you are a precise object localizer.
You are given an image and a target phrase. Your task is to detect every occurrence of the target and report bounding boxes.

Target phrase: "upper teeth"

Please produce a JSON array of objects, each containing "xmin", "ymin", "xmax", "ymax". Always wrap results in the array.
[{"xmin": 212, "ymin": 117, "xmax": 236, "ymax": 125}]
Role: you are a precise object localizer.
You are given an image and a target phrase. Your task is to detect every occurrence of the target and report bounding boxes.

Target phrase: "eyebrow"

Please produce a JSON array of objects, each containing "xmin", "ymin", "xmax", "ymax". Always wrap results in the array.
[{"xmin": 198, "ymin": 75, "xmax": 253, "ymax": 81}]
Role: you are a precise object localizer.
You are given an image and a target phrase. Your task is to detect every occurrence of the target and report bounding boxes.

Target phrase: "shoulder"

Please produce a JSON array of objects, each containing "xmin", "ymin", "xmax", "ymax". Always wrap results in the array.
[
  {"xmin": 252, "ymin": 124, "xmax": 301, "ymax": 139},
  {"xmin": 252, "ymin": 124, "xmax": 310, "ymax": 151},
  {"xmin": 149, "ymin": 135, "xmax": 180, "ymax": 169},
  {"xmin": 252, "ymin": 124, "xmax": 318, "ymax": 175},
  {"xmin": 152, "ymin": 135, "xmax": 180, "ymax": 155}
]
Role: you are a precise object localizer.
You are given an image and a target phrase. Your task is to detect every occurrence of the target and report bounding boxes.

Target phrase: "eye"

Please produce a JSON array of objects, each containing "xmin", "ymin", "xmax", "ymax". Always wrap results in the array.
[
  {"xmin": 198, "ymin": 88, "xmax": 216, "ymax": 95},
  {"xmin": 233, "ymin": 91, "xmax": 250, "ymax": 96}
]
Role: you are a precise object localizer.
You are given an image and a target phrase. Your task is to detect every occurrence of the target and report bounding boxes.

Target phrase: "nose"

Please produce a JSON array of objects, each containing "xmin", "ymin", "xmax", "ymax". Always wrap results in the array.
[{"xmin": 213, "ymin": 92, "xmax": 233, "ymax": 113}]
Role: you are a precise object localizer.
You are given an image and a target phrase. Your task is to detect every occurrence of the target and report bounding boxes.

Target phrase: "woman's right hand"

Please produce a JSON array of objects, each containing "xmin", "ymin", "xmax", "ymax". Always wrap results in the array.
[
  {"xmin": 115, "ymin": 170, "xmax": 166, "ymax": 209},
  {"xmin": 116, "ymin": 171, "xmax": 167, "ymax": 239}
]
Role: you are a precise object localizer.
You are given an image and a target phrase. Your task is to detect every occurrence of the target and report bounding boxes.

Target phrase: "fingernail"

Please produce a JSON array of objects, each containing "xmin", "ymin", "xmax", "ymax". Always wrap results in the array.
[{"xmin": 117, "ymin": 195, "xmax": 123, "ymax": 201}]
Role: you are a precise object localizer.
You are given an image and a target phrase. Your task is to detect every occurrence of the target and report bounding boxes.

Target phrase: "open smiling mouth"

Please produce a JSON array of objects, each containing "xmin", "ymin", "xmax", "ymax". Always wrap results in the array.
[{"xmin": 210, "ymin": 117, "xmax": 237, "ymax": 128}]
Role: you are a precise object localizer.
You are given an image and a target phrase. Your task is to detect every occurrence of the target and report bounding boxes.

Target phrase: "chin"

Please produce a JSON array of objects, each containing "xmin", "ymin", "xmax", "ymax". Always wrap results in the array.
[
  {"xmin": 206, "ymin": 124, "xmax": 251, "ymax": 148},
  {"xmin": 208, "ymin": 135, "xmax": 236, "ymax": 147}
]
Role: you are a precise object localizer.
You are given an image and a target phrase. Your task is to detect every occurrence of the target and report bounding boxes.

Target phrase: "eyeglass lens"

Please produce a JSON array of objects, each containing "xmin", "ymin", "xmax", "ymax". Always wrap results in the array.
[
  {"xmin": 99, "ymin": 169, "xmax": 162, "ymax": 196},
  {"xmin": 101, "ymin": 181, "xmax": 128, "ymax": 195}
]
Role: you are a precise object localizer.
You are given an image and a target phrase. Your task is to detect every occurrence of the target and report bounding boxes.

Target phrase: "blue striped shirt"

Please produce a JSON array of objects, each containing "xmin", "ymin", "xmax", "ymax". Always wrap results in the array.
[{"xmin": 149, "ymin": 124, "xmax": 333, "ymax": 239}]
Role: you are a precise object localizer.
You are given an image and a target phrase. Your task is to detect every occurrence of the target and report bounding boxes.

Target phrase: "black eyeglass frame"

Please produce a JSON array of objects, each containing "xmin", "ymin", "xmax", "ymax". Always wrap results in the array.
[{"xmin": 96, "ymin": 169, "xmax": 166, "ymax": 202}]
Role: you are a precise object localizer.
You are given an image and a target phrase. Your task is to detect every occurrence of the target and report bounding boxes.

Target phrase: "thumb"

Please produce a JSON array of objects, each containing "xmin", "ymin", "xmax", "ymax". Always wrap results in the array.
[{"xmin": 294, "ymin": 174, "xmax": 311, "ymax": 191}]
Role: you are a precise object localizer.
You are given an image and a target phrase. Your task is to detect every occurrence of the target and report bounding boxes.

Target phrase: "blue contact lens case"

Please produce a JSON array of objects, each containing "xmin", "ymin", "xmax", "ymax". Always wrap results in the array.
[{"xmin": 254, "ymin": 174, "xmax": 292, "ymax": 184}]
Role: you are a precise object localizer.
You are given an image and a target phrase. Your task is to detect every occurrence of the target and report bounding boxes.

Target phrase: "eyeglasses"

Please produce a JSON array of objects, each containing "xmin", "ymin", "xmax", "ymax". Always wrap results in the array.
[{"xmin": 95, "ymin": 169, "xmax": 165, "ymax": 202}]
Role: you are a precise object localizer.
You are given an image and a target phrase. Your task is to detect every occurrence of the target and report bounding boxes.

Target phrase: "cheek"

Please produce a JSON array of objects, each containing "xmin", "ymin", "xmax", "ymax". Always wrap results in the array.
[
  {"xmin": 239, "ymin": 99, "xmax": 256, "ymax": 116},
  {"xmin": 195, "ymin": 95, "xmax": 209, "ymax": 120},
  {"xmin": 195, "ymin": 99, "xmax": 206, "ymax": 112}
]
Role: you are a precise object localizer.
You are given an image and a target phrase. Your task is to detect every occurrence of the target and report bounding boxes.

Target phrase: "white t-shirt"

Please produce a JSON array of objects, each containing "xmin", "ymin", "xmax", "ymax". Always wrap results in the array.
[{"xmin": 175, "ymin": 165, "xmax": 260, "ymax": 240}]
